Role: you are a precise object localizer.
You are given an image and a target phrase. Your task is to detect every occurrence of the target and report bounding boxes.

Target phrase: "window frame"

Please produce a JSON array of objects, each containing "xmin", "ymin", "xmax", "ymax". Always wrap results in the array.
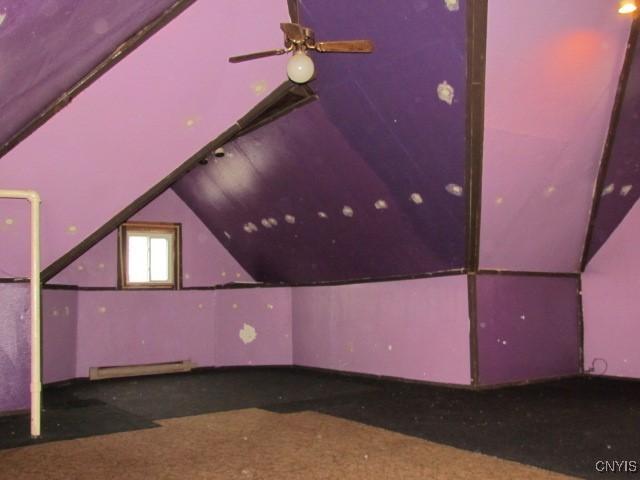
[{"xmin": 117, "ymin": 222, "xmax": 182, "ymax": 290}]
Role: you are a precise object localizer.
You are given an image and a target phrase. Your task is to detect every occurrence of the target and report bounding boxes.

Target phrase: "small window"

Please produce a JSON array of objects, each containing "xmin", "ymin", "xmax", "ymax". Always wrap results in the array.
[{"xmin": 118, "ymin": 222, "xmax": 181, "ymax": 289}]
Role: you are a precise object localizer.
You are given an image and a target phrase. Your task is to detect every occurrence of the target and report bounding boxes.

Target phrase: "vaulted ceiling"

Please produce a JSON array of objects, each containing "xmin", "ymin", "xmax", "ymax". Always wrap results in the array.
[{"xmin": 0, "ymin": 0, "xmax": 638, "ymax": 284}]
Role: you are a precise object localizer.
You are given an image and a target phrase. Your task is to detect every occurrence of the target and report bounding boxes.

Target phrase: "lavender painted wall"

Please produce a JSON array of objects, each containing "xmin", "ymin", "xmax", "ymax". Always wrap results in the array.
[
  {"xmin": 51, "ymin": 189, "xmax": 251, "ymax": 287},
  {"xmin": 480, "ymin": 0, "xmax": 631, "ymax": 272},
  {"xmin": 585, "ymin": 38, "xmax": 640, "ymax": 264},
  {"xmin": 476, "ymin": 274, "xmax": 580, "ymax": 385},
  {"xmin": 0, "ymin": 0, "xmax": 177, "ymax": 147},
  {"xmin": 0, "ymin": 0, "xmax": 288, "ymax": 278},
  {"xmin": 75, "ymin": 290, "xmax": 215, "ymax": 378},
  {"xmin": 583, "ymin": 199, "xmax": 640, "ymax": 379},
  {"xmin": 0, "ymin": 199, "xmax": 29, "ymax": 279},
  {"xmin": 42, "ymin": 289, "xmax": 78, "ymax": 384},
  {"xmin": 214, "ymin": 288, "xmax": 292, "ymax": 367},
  {"xmin": 292, "ymin": 276, "xmax": 471, "ymax": 385},
  {"xmin": 0, "ymin": 283, "xmax": 30, "ymax": 412}
]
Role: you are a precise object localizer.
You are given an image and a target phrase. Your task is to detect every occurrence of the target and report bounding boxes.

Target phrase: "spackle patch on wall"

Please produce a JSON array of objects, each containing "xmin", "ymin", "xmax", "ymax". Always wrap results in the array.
[
  {"xmin": 410, "ymin": 193, "xmax": 423, "ymax": 204},
  {"xmin": 445, "ymin": 184, "xmax": 463, "ymax": 196},
  {"xmin": 0, "ymin": 12, "xmax": 6, "ymax": 27},
  {"xmin": 318, "ymin": 211, "xmax": 328, "ymax": 219},
  {"xmin": 602, "ymin": 183, "xmax": 615, "ymax": 196},
  {"xmin": 444, "ymin": 0, "xmax": 460, "ymax": 12},
  {"xmin": 243, "ymin": 222, "xmax": 258, "ymax": 233},
  {"xmin": 284, "ymin": 214, "xmax": 296, "ymax": 224},
  {"xmin": 239, "ymin": 323, "xmax": 257, "ymax": 344},
  {"xmin": 374, "ymin": 199, "xmax": 388, "ymax": 210},
  {"xmin": 67, "ymin": 225, "xmax": 78, "ymax": 233},
  {"xmin": 620, "ymin": 185, "xmax": 633, "ymax": 196},
  {"xmin": 342, "ymin": 206, "xmax": 354, "ymax": 217},
  {"xmin": 437, "ymin": 81, "xmax": 455, "ymax": 105},
  {"xmin": 4, "ymin": 218, "xmax": 13, "ymax": 225},
  {"xmin": 251, "ymin": 80, "xmax": 268, "ymax": 95},
  {"xmin": 543, "ymin": 186, "xmax": 556, "ymax": 198}
]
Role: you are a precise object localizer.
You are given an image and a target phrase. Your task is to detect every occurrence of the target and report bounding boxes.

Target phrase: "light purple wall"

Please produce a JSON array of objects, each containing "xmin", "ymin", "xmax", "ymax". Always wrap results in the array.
[
  {"xmin": 0, "ymin": 199, "xmax": 29, "ymax": 279},
  {"xmin": 583, "ymin": 199, "xmax": 640, "ymax": 379},
  {"xmin": 476, "ymin": 274, "xmax": 580, "ymax": 385},
  {"xmin": 42, "ymin": 289, "xmax": 78, "ymax": 384},
  {"xmin": 51, "ymin": 189, "xmax": 251, "ymax": 287},
  {"xmin": 0, "ymin": 0, "xmax": 288, "ymax": 278},
  {"xmin": 292, "ymin": 276, "xmax": 471, "ymax": 385},
  {"xmin": 479, "ymin": 0, "xmax": 631, "ymax": 272},
  {"xmin": 0, "ymin": 283, "xmax": 30, "ymax": 412},
  {"xmin": 214, "ymin": 288, "xmax": 292, "ymax": 367},
  {"xmin": 75, "ymin": 290, "xmax": 216, "ymax": 378}
]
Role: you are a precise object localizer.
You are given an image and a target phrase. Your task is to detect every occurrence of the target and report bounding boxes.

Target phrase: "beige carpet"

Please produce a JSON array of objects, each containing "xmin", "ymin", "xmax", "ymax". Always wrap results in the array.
[{"xmin": 0, "ymin": 409, "xmax": 574, "ymax": 479}]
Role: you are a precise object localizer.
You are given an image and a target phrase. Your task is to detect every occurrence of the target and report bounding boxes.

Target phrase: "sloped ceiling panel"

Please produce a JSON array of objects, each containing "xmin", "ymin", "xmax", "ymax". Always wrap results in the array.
[
  {"xmin": 174, "ymin": 0, "xmax": 467, "ymax": 283},
  {"xmin": 479, "ymin": 0, "xmax": 631, "ymax": 272},
  {"xmin": 0, "ymin": 0, "xmax": 179, "ymax": 148},
  {"xmin": 0, "ymin": 1, "xmax": 288, "ymax": 278},
  {"xmin": 585, "ymin": 34, "xmax": 640, "ymax": 265}
]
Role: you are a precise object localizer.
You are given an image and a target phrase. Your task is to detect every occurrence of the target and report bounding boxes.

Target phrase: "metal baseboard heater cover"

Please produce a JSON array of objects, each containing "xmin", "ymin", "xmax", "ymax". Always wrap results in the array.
[{"xmin": 89, "ymin": 360, "xmax": 194, "ymax": 380}]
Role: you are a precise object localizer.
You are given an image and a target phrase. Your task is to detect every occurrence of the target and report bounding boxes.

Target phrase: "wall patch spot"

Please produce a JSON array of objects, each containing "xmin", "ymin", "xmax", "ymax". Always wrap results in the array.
[
  {"xmin": 98, "ymin": 306, "xmax": 107, "ymax": 314},
  {"xmin": 602, "ymin": 183, "xmax": 615, "ymax": 196},
  {"xmin": 98, "ymin": 263, "xmax": 105, "ymax": 270},
  {"xmin": 520, "ymin": 314, "xmax": 526, "ymax": 320},
  {"xmin": 252, "ymin": 80, "xmax": 268, "ymax": 95},
  {"xmin": 52, "ymin": 309, "xmax": 59, "ymax": 317},
  {"xmin": 445, "ymin": 183, "xmax": 463, "ymax": 196},
  {"xmin": 239, "ymin": 323, "xmax": 257, "ymax": 344},
  {"xmin": 64, "ymin": 306, "xmax": 70, "ymax": 316},
  {"xmin": 232, "ymin": 303, "xmax": 239, "ymax": 309},
  {"xmin": 221, "ymin": 271, "xmax": 227, "ymax": 277},
  {"xmin": 77, "ymin": 264, "xmax": 84, "ymax": 271},
  {"xmin": 198, "ymin": 303, "xmax": 204, "ymax": 310},
  {"xmin": 437, "ymin": 81, "xmax": 455, "ymax": 105},
  {"xmin": 496, "ymin": 197, "xmax": 504, "ymax": 205},
  {"xmin": 318, "ymin": 211, "xmax": 328, "ymax": 219},
  {"xmin": 186, "ymin": 118, "xmax": 196, "ymax": 128},
  {"xmin": 184, "ymin": 273, "xmax": 190, "ymax": 280},
  {"xmin": 224, "ymin": 231, "xmax": 231, "ymax": 240},
  {"xmin": 236, "ymin": 272, "xmax": 241, "ymax": 278},
  {"xmin": 444, "ymin": 0, "xmax": 460, "ymax": 11},
  {"xmin": 4, "ymin": 218, "xmax": 13, "ymax": 225},
  {"xmin": 387, "ymin": 345, "xmax": 393, "ymax": 351},
  {"xmin": 0, "ymin": 12, "xmax": 7, "ymax": 27},
  {"xmin": 342, "ymin": 206, "xmax": 354, "ymax": 217},
  {"xmin": 284, "ymin": 214, "xmax": 296, "ymax": 224},
  {"xmin": 410, "ymin": 193, "xmax": 424, "ymax": 205},
  {"xmin": 268, "ymin": 217, "xmax": 278, "ymax": 226},
  {"xmin": 243, "ymin": 222, "xmax": 258, "ymax": 233},
  {"xmin": 261, "ymin": 218, "xmax": 273, "ymax": 228},
  {"xmin": 374, "ymin": 199, "xmax": 388, "ymax": 210},
  {"xmin": 543, "ymin": 186, "xmax": 556, "ymax": 198},
  {"xmin": 67, "ymin": 225, "xmax": 78, "ymax": 233},
  {"xmin": 479, "ymin": 322, "xmax": 486, "ymax": 329},
  {"xmin": 502, "ymin": 340, "xmax": 507, "ymax": 345},
  {"xmin": 267, "ymin": 304, "xmax": 274, "ymax": 310},
  {"xmin": 620, "ymin": 184, "xmax": 633, "ymax": 196}
]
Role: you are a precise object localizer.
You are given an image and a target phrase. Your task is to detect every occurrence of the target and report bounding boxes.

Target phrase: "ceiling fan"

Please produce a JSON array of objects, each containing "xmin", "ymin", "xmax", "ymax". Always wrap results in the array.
[{"xmin": 228, "ymin": 0, "xmax": 374, "ymax": 84}]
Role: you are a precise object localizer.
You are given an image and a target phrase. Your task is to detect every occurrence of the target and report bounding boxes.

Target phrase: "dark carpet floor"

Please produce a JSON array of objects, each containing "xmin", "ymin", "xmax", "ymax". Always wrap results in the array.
[{"xmin": 1, "ymin": 368, "xmax": 638, "ymax": 479}]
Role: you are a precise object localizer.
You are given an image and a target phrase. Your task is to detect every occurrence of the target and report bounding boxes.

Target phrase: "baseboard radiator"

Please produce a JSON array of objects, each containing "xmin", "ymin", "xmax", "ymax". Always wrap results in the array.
[{"xmin": 89, "ymin": 360, "xmax": 194, "ymax": 381}]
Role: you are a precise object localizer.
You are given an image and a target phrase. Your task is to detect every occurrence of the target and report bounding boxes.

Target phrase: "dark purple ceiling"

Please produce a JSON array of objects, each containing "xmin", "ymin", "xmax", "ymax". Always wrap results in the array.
[
  {"xmin": 585, "ymin": 35, "xmax": 640, "ymax": 264},
  {"xmin": 173, "ymin": 0, "xmax": 468, "ymax": 283},
  {"xmin": 0, "ymin": 0, "xmax": 178, "ymax": 150}
]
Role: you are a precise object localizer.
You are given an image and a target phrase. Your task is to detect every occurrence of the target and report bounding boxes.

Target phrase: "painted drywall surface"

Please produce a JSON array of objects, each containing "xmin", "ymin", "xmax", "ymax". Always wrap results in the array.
[
  {"xmin": 583, "ymin": 199, "xmax": 640, "ymax": 379},
  {"xmin": 214, "ymin": 288, "xmax": 292, "ymax": 367},
  {"xmin": 586, "ymin": 38, "xmax": 640, "ymax": 264},
  {"xmin": 479, "ymin": 0, "xmax": 631, "ymax": 272},
  {"xmin": 476, "ymin": 274, "xmax": 580, "ymax": 385},
  {"xmin": 175, "ymin": 0, "xmax": 468, "ymax": 283},
  {"xmin": 0, "ymin": 283, "xmax": 30, "ymax": 412},
  {"xmin": 42, "ymin": 289, "xmax": 78, "ymax": 384},
  {"xmin": 0, "ymin": 198, "xmax": 29, "ymax": 279},
  {"xmin": 51, "ymin": 189, "xmax": 251, "ymax": 287},
  {"xmin": 75, "ymin": 290, "xmax": 216, "ymax": 378},
  {"xmin": 292, "ymin": 276, "xmax": 471, "ymax": 385},
  {"xmin": 0, "ymin": 0, "xmax": 288, "ymax": 278},
  {"xmin": 0, "ymin": 0, "xmax": 178, "ymax": 146}
]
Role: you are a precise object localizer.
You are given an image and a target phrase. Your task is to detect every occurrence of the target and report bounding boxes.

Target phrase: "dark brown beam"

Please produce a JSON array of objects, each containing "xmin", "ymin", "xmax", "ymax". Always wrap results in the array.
[
  {"xmin": 580, "ymin": 18, "xmax": 639, "ymax": 271},
  {"xmin": 0, "ymin": 0, "xmax": 198, "ymax": 160},
  {"xmin": 464, "ymin": 0, "xmax": 488, "ymax": 273}
]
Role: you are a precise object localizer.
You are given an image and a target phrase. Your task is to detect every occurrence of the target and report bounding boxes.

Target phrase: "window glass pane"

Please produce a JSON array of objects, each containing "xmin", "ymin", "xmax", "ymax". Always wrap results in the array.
[
  {"xmin": 128, "ymin": 235, "xmax": 149, "ymax": 282},
  {"xmin": 150, "ymin": 237, "xmax": 170, "ymax": 282}
]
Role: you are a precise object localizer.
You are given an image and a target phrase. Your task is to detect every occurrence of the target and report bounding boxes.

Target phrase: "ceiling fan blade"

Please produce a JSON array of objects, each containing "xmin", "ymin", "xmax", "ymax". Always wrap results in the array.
[
  {"xmin": 280, "ymin": 22, "xmax": 305, "ymax": 43},
  {"xmin": 315, "ymin": 39, "xmax": 374, "ymax": 53},
  {"xmin": 228, "ymin": 48, "xmax": 287, "ymax": 63},
  {"xmin": 287, "ymin": 0, "xmax": 300, "ymax": 23}
]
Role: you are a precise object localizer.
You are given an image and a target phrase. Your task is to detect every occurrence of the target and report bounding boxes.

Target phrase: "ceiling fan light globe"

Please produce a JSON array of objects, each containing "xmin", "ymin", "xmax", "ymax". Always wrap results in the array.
[
  {"xmin": 618, "ymin": 0, "xmax": 637, "ymax": 14},
  {"xmin": 287, "ymin": 52, "xmax": 315, "ymax": 84}
]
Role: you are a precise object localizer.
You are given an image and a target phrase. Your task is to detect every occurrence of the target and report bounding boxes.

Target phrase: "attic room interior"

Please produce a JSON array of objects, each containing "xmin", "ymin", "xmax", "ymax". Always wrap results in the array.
[{"xmin": 1, "ymin": 0, "xmax": 639, "ymax": 478}]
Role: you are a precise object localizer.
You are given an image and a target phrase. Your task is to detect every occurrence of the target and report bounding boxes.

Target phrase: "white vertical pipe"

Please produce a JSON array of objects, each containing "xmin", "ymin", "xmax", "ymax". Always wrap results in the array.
[{"xmin": 0, "ymin": 190, "xmax": 41, "ymax": 437}]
